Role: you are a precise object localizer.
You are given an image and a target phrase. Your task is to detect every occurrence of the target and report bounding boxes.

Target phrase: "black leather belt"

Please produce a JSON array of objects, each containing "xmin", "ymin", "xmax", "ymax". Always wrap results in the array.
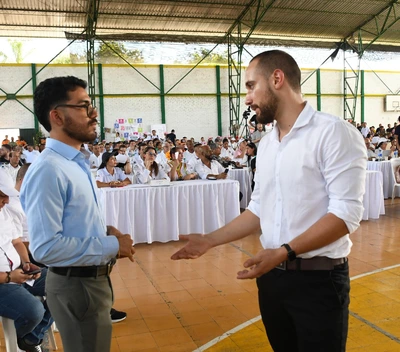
[
  {"xmin": 50, "ymin": 258, "xmax": 116, "ymax": 278},
  {"xmin": 276, "ymin": 257, "xmax": 347, "ymax": 271}
]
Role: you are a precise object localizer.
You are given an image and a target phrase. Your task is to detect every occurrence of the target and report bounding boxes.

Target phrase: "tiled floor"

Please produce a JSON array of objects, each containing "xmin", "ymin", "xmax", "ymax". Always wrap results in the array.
[{"xmin": 1, "ymin": 199, "xmax": 400, "ymax": 351}]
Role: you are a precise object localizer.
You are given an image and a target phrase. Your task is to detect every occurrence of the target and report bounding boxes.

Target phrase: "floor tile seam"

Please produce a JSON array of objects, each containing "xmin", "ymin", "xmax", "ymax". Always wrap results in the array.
[
  {"xmin": 349, "ymin": 311, "xmax": 400, "ymax": 344},
  {"xmin": 228, "ymin": 243, "xmax": 254, "ymax": 258},
  {"xmin": 192, "ymin": 315, "xmax": 262, "ymax": 352}
]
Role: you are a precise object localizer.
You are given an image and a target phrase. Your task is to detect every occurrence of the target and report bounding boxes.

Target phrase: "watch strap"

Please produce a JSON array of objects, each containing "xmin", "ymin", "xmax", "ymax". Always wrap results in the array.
[{"xmin": 281, "ymin": 243, "xmax": 297, "ymax": 262}]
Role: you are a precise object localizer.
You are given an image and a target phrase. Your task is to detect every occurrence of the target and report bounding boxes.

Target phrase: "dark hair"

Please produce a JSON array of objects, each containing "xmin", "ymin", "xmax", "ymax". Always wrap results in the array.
[
  {"xmin": 246, "ymin": 142, "xmax": 257, "ymax": 156},
  {"xmin": 2, "ymin": 144, "xmax": 11, "ymax": 152},
  {"xmin": 17, "ymin": 163, "xmax": 31, "ymax": 181},
  {"xmin": 98, "ymin": 151, "xmax": 118, "ymax": 170},
  {"xmin": 34, "ymin": 76, "xmax": 87, "ymax": 132},
  {"xmin": 251, "ymin": 50, "xmax": 301, "ymax": 93},
  {"xmin": 143, "ymin": 146, "xmax": 159, "ymax": 176},
  {"xmin": 222, "ymin": 138, "xmax": 229, "ymax": 144}
]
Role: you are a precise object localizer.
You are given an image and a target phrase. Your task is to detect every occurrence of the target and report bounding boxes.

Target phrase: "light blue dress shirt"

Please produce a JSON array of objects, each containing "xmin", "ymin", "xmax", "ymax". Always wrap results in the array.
[{"xmin": 21, "ymin": 138, "xmax": 119, "ymax": 267}]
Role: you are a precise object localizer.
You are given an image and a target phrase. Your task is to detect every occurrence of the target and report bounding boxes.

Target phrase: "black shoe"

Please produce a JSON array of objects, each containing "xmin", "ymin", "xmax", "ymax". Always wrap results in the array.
[
  {"xmin": 110, "ymin": 308, "xmax": 127, "ymax": 323},
  {"xmin": 17, "ymin": 337, "xmax": 42, "ymax": 352}
]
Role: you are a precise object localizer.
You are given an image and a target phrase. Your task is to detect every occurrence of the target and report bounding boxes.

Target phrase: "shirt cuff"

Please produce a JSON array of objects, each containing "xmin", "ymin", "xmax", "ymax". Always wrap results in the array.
[
  {"xmin": 100, "ymin": 235, "xmax": 120, "ymax": 264},
  {"xmin": 247, "ymin": 199, "xmax": 260, "ymax": 218}
]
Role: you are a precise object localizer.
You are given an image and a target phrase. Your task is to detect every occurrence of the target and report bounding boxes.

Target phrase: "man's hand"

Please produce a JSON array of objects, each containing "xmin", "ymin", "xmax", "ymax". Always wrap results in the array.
[
  {"xmin": 217, "ymin": 172, "xmax": 228, "ymax": 180},
  {"xmin": 171, "ymin": 234, "xmax": 213, "ymax": 260},
  {"xmin": 10, "ymin": 269, "xmax": 37, "ymax": 284},
  {"xmin": 21, "ymin": 262, "xmax": 42, "ymax": 280},
  {"xmin": 107, "ymin": 225, "xmax": 123, "ymax": 238},
  {"xmin": 117, "ymin": 234, "xmax": 135, "ymax": 262},
  {"xmin": 237, "ymin": 247, "xmax": 287, "ymax": 280}
]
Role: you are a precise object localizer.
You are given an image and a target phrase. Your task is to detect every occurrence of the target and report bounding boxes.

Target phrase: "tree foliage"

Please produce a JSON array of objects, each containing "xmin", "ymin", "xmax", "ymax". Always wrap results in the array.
[
  {"xmin": 186, "ymin": 48, "xmax": 231, "ymax": 64},
  {"xmin": 95, "ymin": 41, "xmax": 144, "ymax": 64}
]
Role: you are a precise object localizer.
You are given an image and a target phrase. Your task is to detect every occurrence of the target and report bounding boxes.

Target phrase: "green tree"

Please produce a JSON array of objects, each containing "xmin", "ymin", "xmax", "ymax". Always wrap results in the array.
[
  {"xmin": 186, "ymin": 48, "xmax": 232, "ymax": 64},
  {"xmin": 8, "ymin": 39, "xmax": 33, "ymax": 63},
  {"xmin": 95, "ymin": 41, "xmax": 144, "ymax": 64}
]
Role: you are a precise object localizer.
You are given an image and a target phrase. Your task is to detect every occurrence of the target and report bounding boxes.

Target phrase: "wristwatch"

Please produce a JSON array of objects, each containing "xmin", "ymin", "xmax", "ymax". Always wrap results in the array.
[{"xmin": 281, "ymin": 243, "xmax": 296, "ymax": 262}]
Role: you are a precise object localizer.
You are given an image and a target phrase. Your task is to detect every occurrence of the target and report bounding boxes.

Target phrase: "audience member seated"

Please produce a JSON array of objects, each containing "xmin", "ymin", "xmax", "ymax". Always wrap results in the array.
[
  {"xmin": 135, "ymin": 147, "xmax": 170, "ymax": 184},
  {"xmin": 183, "ymin": 140, "xmax": 196, "ymax": 163},
  {"xmin": 89, "ymin": 143, "xmax": 102, "ymax": 169},
  {"xmin": 23, "ymin": 145, "xmax": 40, "ymax": 164},
  {"xmin": 365, "ymin": 139, "xmax": 378, "ymax": 160},
  {"xmin": 169, "ymin": 147, "xmax": 197, "ymax": 181},
  {"xmin": 0, "ymin": 144, "xmax": 11, "ymax": 164},
  {"xmin": 246, "ymin": 142, "xmax": 257, "ymax": 191},
  {"xmin": 155, "ymin": 142, "xmax": 171, "ymax": 173},
  {"xmin": 5, "ymin": 151, "xmax": 21, "ymax": 182},
  {"xmin": 187, "ymin": 143, "xmax": 202, "ymax": 173},
  {"xmin": 233, "ymin": 139, "xmax": 248, "ymax": 167},
  {"xmin": 0, "ymin": 169, "xmax": 53, "ymax": 352},
  {"xmin": 195, "ymin": 146, "xmax": 228, "ymax": 180},
  {"xmin": 220, "ymin": 138, "xmax": 234, "ymax": 160},
  {"xmin": 96, "ymin": 152, "xmax": 131, "ymax": 188}
]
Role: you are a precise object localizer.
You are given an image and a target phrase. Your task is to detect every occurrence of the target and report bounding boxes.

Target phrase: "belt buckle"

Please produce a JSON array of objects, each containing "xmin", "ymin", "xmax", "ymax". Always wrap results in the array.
[{"xmin": 276, "ymin": 261, "xmax": 287, "ymax": 270}]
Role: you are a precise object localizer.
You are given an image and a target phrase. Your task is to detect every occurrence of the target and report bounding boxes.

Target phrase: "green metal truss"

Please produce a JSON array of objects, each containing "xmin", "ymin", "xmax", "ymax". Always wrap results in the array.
[{"xmin": 227, "ymin": 0, "xmax": 277, "ymax": 138}]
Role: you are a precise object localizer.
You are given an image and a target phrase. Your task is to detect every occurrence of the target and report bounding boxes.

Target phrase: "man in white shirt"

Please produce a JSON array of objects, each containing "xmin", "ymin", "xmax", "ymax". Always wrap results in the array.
[
  {"xmin": 360, "ymin": 122, "xmax": 370, "ymax": 138},
  {"xmin": 183, "ymin": 140, "xmax": 196, "ymax": 163},
  {"xmin": 5, "ymin": 151, "xmax": 21, "ymax": 182},
  {"xmin": 23, "ymin": 145, "xmax": 40, "ymax": 163},
  {"xmin": 251, "ymin": 123, "xmax": 267, "ymax": 147},
  {"xmin": 89, "ymin": 144, "xmax": 102, "ymax": 169},
  {"xmin": 220, "ymin": 138, "xmax": 235, "ymax": 160},
  {"xmin": 172, "ymin": 50, "xmax": 366, "ymax": 352}
]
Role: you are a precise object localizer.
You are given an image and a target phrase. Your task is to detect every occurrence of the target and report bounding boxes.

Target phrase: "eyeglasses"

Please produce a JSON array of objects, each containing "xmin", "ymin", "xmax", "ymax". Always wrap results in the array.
[
  {"xmin": 147, "ymin": 153, "xmax": 157, "ymax": 157},
  {"xmin": 54, "ymin": 103, "xmax": 97, "ymax": 117}
]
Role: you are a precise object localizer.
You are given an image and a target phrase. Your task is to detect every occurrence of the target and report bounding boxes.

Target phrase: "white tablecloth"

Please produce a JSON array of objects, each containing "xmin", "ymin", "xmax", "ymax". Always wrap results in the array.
[
  {"xmin": 98, "ymin": 179, "xmax": 240, "ymax": 244},
  {"xmin": 367, "ymin": 160, "xmax": 400, "ymax": 198},
  {"xmin": 228, "ymin": 168, "xmax": 252, "ymax": 208},
  {"xmin": 363, "ymin": 170, "xmax": 385, "ymax": 220}
]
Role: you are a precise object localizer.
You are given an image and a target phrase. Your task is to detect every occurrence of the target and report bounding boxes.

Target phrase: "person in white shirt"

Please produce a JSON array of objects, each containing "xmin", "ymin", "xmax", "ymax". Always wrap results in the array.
[
  {"xmin": 151, "ymin": 130, "xmax": 159, "ymax": 139},
  {"xmin": 135, "ymin": 147, "xmax": 170, "ymax": 184},
  {"xmin": 5, "ymin": 151, "xmax": 21, "ymax": 182},
  {"xmin": 233, "ymin": 139, "xmax": 248, "ymax": 166},
  {"xmin": 360, "ymin": 122, "xmax": 370, "ymax": 138},
  {"xmin": 220, "ymin": 138, "xmax": 235, "ymax": 160},
  {"xmin": 89, "ymin": 144, "xmax": 102, "ymax": 169},
  {"xmin": 194, "ymin": 146, "xmax": 227, "ymax": 180},
  {"xmin": 172, "ymin": 50, "xmax": 366, "ymax": 352},
  {"xmin": 155, "ymin": 142, "xmax": 171, "ymax": 173},
  {"xmin": 114, "ymin": 132, "xmax": 121, "ymax": 143},
  {"xmin": 23, "ymin": 145, "xmax": 40, "ymax": 163},
  {"xmin": 251, "ymin": 123, "xmax": 267, "ymax": 147},
  {"xmin": 187, "ymin": 143, "xmax": 202, "ymax": 173},
  {"xmin": 96, "ymin": 152, "xmax": 131, "ymax": 188},
  {"xmin": 183, "ymin": 140, "xmax": 196, "ymax": 164}
]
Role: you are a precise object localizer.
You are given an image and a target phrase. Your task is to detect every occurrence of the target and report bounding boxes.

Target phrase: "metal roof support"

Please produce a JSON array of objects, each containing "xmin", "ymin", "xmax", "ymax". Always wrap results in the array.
[
  {"xmin": 227, "ymin": 0, "xmax": 276, "ymax": 137},
  {"xmin": 86, "ymin": 0, "xmax": 100, "ymax": 106},
  {"xmin": 342, "ymin": 0, "xmax": 400, "ymax": 121}
]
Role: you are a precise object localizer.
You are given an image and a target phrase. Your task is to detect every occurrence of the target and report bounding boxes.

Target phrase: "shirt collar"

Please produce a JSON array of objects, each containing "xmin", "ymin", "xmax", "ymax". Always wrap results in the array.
[
  {"xmin": 271, "ymin": 101, "xmax": 314, "ymax": 141},
  {"xmin": 45, "ymin": 138, "xmax": 83, "ymax": 161}
]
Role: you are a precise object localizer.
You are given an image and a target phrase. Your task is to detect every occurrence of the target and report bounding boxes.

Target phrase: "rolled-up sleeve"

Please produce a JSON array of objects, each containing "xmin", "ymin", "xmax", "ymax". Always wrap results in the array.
[{"xmin": 322, "ymin": 121, "xmax": 367, "ymax": 234}]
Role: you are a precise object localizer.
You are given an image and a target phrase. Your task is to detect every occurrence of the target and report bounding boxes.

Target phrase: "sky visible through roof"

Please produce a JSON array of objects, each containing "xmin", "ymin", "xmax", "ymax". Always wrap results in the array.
[{"xmin": 0, "ymin": 37, "xmax": 399, "ymax": 71}]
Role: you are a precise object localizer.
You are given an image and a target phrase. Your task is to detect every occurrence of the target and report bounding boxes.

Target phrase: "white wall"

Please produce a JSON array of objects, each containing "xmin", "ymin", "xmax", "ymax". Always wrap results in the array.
[{"xmin": 1, "ymin": 63, "xmax": 400, "ymax": 141}]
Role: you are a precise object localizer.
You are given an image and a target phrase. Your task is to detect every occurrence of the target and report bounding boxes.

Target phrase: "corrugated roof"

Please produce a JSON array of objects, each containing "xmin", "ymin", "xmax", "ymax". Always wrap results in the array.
[{"xmin": 0, "ymin": 0, "xmax": 399, "ymax": 51}]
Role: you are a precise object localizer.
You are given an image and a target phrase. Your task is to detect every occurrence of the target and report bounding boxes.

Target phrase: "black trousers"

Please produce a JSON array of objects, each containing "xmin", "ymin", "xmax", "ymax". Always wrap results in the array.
[{"xmin": 256, "ymin": 262, "xmax": 349, "ymax": 352}]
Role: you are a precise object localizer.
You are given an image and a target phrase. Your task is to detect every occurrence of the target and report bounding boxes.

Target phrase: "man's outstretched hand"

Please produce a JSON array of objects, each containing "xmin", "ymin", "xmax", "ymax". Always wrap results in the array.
[
  {"xmin": 237, "ymin": 247, "xmax": 286, "ymax": 280},
  {"xmin": 171, "ymin": 234, "xmax": 213, "ymax": 260}
]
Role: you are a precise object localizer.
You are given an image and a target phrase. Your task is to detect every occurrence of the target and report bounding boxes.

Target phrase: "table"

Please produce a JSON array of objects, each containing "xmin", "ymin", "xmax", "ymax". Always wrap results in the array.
[
  {"xmin": 367, "ymin": 160, "xmax": 400, "ymax": 198},
  {"xmin": 363, "ymin": 171, "xmax": 385, "ymax": 220},
  {"xmin": 228, "ymin": 168, "xmax": 252, "ymax": 208},
  {"xmin": 98, "ymin": 179, "xmax": 240, "ymax": 244}
]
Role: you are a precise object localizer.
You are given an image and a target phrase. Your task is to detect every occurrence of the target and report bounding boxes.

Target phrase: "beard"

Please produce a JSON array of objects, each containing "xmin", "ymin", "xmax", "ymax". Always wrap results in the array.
[
  {"xmin": 255, "ymin": 86, "xmax": 279, "ymax": 125},
  {"xmin": 62, "ymin": 114, "xmax": 98, "ymax": 143}
]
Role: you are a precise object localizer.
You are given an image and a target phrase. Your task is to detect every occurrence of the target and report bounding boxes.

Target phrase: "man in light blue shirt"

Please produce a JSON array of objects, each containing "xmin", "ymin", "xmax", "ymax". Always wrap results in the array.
[{"xmin": 21, "ymin": 76, "xmax": 135, "ymax": 352}]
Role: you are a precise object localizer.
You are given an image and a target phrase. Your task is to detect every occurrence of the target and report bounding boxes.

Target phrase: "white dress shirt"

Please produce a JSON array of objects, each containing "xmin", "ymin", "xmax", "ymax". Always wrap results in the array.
[
  {"xmin": 23, "ymin": 150, "xmax": 40, "ymax": 163},
  {"xmin": 247, "ymin": 102, "xmax": 367, "ymax": 259},
  {"xmin": 220, "ymin": 147, "xmax": 234, "ymax": 159},
  {"xmin": 96, "ymin": 167, "xmax": 127, "ymax": 183},
  {"xmin": 135, "ymin": 163, "xmax": 170, "ymax": 184},
  {"xmin": 0, "ymin": 209, "xmax": 21, "ymax": 272},
  {"xmin": 183, "ymin": 150, "xmax": 195, "ymax": 163},
  {"xmin": 6, "ymin": 196, "xmax": 29, "ymax": 242},
  {"xmin": 89, "ymin": 153, "xmax": 102, "ymax": 169},
  {"xmin": 195, "ymin": 160, "xmax": 225, "ymax": 180},
  {"xmin": 5, "ymin": 163, "xmax": 20, "ymax": 182}
]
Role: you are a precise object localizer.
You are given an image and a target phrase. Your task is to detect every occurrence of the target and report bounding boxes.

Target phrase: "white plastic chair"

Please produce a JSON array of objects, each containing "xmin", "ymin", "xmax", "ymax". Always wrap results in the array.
[
  {"xmin": 390, "ymin": 158, "xmax": 400, "ymax": 204},
  {"xmin": 0, "ymin": 316, "xmax": 57, "ymax": 351}
]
